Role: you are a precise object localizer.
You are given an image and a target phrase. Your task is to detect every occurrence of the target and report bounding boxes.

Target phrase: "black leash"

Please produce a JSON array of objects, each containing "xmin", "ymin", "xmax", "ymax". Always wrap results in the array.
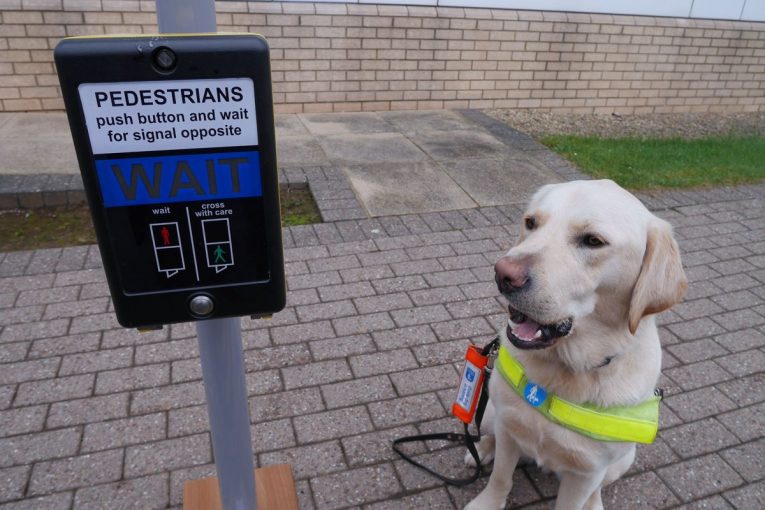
[{"xmin": 392, "ymin": 337, "xmax": 499, "ymax": 486}]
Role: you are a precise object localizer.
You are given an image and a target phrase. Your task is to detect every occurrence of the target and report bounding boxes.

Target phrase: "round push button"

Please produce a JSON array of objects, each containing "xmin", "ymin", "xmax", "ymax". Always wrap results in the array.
[{"xmin": 189, "ymin": 295, "xmax": 214, "ymax": 317}]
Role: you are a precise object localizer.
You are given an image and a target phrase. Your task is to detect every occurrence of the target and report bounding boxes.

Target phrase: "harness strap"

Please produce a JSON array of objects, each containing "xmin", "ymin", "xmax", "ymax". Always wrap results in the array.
[{"xmin": 496, "ymin": 345, "xmax": 661, "ymax": 444}]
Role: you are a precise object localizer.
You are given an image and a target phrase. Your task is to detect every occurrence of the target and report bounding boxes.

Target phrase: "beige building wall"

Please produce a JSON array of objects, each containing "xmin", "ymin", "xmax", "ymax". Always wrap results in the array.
[{"xmin": 1, "ymin": 0, "xmax": 764, "ymax": 114}]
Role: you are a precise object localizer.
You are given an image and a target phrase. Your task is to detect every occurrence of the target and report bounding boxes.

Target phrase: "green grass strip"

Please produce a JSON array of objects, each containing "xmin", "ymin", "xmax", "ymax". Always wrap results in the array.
[{"xmin": 541, "ymin": 135, "xmax": 765, "ymax": 190}]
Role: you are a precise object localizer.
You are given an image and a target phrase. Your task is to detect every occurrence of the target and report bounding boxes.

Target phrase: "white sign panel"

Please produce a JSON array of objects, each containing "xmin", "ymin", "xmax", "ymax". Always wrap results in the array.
[{"xmin": 78, "ymin": 78, "xmax": 258, "ymax": 155}]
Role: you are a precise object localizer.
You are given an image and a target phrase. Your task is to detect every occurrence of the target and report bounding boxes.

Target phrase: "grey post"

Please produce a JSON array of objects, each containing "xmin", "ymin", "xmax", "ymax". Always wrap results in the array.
[
  {"xmin": 196, "ymin": 318, "xmax": 258, "ymax": 510},
  {"xmin": 155, "ymin": 2, "xmax": 258, "ymax": 509},
  {"xmin": 156, "ymin": 0, "xmax": 217, "ymax": 33}
]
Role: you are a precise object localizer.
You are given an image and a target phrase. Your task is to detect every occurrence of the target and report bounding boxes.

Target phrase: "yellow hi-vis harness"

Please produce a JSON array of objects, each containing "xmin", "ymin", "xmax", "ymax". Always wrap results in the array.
[{"xmin": 496, "ymin": 345, "xmax": 661, "ymax": 444}]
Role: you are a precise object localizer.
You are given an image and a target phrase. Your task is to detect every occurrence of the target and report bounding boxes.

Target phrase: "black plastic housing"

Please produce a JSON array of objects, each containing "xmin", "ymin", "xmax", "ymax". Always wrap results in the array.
[{"xmin": 55, "ymin": 34, "xmax": 285, "ymax": 328}]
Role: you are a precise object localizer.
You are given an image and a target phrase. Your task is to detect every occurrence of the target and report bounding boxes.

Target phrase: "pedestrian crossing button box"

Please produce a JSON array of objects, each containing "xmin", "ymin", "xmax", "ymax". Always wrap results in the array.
[{"xmin": 55, "ymin": 34, "xmax": 285, "ymax": 328}]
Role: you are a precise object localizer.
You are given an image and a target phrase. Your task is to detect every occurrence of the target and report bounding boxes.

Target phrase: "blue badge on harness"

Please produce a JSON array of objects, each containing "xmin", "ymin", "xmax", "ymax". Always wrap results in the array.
[{"xmin": 524, "ymin": 382, "xmax": 547, "ymax": 407}]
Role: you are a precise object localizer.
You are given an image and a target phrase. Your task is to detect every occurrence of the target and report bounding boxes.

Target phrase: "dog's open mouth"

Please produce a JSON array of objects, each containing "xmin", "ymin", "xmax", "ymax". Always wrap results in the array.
[{"xmin": 506, "ymin": 306, "xmax": 573, "ymax": 350}]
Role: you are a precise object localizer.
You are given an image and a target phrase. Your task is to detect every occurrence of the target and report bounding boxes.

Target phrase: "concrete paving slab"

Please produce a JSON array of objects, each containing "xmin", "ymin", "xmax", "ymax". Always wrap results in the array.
[
  {"xmin": 275, "ymin": 115, "xmax": 309, "ymax": 138},
  {"xmin": 408, "ymin": 129, "xmax": 509, "ymax": 161},
  {"xmin": 342, "ymin": 162, "xmax": 476, "ymax": 216},
  {"xmin": 0, "ymin": 113, "xmax": 79, "ymax": 175},
  {"xmin": 441, "ymin": 158, "xmax": 562, "ymax": 207},
  {"xmin": 0, "ymin": 110, "xmax": 582, "ymax": 214},
  {"xmin": 0, "ymin": 113, "xmax": 72, "ymax": 140},
  {"xmin": 299, "ymin": 112, "xmax": 395, "ymax": 136},
  {"xmin": 0, "ymin": 113, "xmax": 19, "ymax": 130},
  {"xmin": 1, "ymin": 138, "xmax": 80, "ymax": 175},
  {"xmin": 319, "ymin": 133, "xmax": 427, "ymax": 166},
  {"xmin": 378, "ymin": 110, "xmax": 471, "ymax": 134},
  {"xmin": 276, "ymin": 136, "xmax": 329, "ymax": 168}
]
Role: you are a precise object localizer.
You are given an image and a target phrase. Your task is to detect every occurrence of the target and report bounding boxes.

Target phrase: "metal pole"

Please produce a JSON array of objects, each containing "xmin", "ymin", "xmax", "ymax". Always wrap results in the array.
[
  {"xmin": 196, "ymin": 318, "xmax": 258, "ymax": 510},
  {"xmin": 157, "ymin": 0, "xmax": 217, "ymax": 33},
  {"xmin": 155, "ymin": 3, "xmax": 258, "ymax": 510}
]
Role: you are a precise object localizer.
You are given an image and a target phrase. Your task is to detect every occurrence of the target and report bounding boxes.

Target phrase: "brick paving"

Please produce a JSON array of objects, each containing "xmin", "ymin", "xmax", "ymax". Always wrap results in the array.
[
  {"xmin": 1, "ymin": 180, "xmax": 765, "ymax": 509},
  {"xmin": 2, "ymin": 110, "xmax": 765, "ymax": 508}
]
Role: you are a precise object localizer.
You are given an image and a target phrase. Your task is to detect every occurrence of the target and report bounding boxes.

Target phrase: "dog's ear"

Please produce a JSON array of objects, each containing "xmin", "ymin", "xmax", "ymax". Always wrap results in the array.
[{"xmin": 628, "ymin": 219, "xmax": 687, "ymax": 334}]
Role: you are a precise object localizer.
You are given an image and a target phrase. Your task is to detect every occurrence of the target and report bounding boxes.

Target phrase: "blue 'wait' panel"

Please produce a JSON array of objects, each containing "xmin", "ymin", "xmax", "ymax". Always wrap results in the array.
[{"xmin": 95, "ymin": 150, "xmax": 262, "ymax": 207}]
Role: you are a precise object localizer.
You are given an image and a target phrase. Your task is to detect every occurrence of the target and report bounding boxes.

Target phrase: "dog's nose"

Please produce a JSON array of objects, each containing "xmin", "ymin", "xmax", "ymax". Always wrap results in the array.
[{"xmin": 495, "ymin": 256, "xmax": 529, "ymax": 293}]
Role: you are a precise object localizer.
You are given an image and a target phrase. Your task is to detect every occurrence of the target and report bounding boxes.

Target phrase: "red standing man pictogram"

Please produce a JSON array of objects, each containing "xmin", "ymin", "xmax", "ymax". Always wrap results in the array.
[{"xmin": 160, "ymin": 226, "xmax": 171, "ymax": 246}]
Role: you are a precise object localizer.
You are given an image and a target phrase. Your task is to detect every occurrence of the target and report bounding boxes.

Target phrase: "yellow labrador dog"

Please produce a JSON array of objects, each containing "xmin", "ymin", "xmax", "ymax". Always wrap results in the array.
[{"xmin": 465, "ymin": 180, "xmax": 686, "ymax": 510}]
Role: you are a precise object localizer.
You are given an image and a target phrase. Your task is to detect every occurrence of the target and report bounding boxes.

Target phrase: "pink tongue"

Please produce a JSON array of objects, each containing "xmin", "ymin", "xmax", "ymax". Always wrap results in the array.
[{"xmin": 513, "ymin": 320, "xmax": 541, "ymax": 341}]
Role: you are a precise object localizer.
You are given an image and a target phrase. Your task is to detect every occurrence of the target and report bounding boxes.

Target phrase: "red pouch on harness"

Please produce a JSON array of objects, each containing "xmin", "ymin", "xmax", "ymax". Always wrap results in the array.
[{"xmin": 451, "ymin": 344, "xmax": 488, "ymax": 424}]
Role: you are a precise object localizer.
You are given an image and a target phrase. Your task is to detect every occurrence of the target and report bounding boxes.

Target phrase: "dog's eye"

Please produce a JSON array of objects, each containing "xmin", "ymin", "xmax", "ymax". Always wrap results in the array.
[
  {"xmin": 524, "ymin": 217, "xmax": 536, "ymax": 230},
  {"xmin": 582, "ymin": 234, "xmax": 607, "ymax": 248}
]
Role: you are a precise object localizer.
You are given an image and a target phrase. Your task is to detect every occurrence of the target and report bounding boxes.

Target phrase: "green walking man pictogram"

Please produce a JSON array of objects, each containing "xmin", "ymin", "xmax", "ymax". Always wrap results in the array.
[{"xmin": 213, "ymin": 245, "xmax": 227, "ymax": 264}]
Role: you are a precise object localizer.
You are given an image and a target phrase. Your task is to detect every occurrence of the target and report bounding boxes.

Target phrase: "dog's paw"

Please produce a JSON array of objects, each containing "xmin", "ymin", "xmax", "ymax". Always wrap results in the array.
[
  {"xmin": 464, "ymin": 492, "xmax": 505, "ymax": 510},
  {"xmin": 464, "ymin": 436, "xmax": 495, "ymax": 467}
]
